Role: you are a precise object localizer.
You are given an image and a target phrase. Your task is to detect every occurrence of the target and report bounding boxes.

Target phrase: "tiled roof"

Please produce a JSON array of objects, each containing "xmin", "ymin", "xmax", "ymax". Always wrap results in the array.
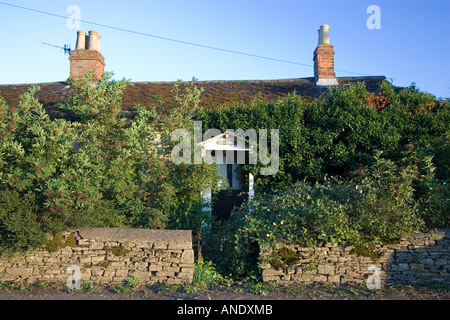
[{"xmin": 0, "ymin": 76, "xmax": 386, "ymax": 119}]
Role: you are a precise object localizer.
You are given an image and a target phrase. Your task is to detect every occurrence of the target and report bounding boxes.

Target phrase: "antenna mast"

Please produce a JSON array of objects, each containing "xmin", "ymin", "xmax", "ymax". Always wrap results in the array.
[{"xmin": 42, "ymin": 42, "xmax": 72, "ymax": 55}]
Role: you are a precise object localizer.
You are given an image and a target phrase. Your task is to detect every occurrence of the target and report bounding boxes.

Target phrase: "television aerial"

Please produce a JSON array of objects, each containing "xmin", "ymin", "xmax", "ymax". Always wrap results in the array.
[{"xmin": 42, "ymin": 42, "xmax": 72, "ymax": 55}]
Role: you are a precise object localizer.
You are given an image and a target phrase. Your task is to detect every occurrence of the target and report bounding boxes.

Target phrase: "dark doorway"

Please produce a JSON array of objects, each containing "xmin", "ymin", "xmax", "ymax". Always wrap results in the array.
[{"xmin": 212, "ymin": 190, "xmax": 247, "ymax": 221}]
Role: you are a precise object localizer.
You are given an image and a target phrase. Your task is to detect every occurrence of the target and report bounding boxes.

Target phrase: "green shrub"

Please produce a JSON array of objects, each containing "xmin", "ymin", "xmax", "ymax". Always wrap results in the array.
[
  {"xmin": 349, "ymin": 152, "xmax": 426, "ymax": 242},
  {"xmin": 210, "ymin": 151, "xmax": 432, "ymax": 279},
  {"xmin": 0, "ymin": 189, "xmax": 47, "ymax": 255},
  {"xmin": 413, "ymin": 152, "xmax": 450, "ymax": 227},
  {"xmin": 206, "ymin": 179, "xmax": 357, "ymax": 279},
  {"xmin": 0, "ymin": 73, "xmax": 221, "ymax": 254}
]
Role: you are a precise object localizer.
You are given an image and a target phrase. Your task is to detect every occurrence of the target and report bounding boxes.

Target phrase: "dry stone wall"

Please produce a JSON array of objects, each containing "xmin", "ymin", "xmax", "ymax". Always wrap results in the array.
[
  {"xmin": 0, "ymin": 228, "xmax": 194, "ymax": 285},
  {"xmin": 261, "ymin": 229, "xmax": 450, "ymax": 286}
]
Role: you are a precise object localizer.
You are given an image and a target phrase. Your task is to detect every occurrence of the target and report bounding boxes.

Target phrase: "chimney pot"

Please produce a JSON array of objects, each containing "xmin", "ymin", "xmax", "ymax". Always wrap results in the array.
[
  {"xmin": 75, "ymin": 31, "xmax": 86, "ymax": 50},
  {"xmin": 318, "ymin": 25, "xmax": 330, "ymax": 45},
  {"xmin": 97, "ymin": 34, "xmax": 101, "ymax": 53},
  {"xmin": 87, "ymin": 30, "xmax": 100, "ymax": 52}
]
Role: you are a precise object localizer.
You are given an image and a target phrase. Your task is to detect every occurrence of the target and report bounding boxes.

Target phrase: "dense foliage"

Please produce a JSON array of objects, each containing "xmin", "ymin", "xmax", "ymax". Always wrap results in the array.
[
  {"xmin": 200, "ymin": 80, "xmax": 449, "ymax": 188},
  {"xmin": 201, "ymin": 80, "xmax": 449, "ymax": 279},
  {"xmin": 0, "ymin": 72, "xmax": 220, "ymax": 255}
]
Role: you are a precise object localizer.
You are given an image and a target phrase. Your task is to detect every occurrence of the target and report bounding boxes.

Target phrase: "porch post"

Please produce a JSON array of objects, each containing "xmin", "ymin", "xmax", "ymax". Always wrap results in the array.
[
  {"xmin": 201, "ymin": 189, "xmax": 212, "ymax": 229},
  {"xmin": 248, "ymin": 173, "xmax": 254, "ymax": 212},
  {"xmin": 201, "ymin": 189, "xmax": 212, "ymax": 215}
]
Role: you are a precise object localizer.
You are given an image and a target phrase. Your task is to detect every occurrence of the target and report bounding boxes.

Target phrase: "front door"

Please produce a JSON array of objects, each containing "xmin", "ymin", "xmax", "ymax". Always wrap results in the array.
[{"xmin": 212, "ymin": 163, "xmax": 245, "ymax": 221}]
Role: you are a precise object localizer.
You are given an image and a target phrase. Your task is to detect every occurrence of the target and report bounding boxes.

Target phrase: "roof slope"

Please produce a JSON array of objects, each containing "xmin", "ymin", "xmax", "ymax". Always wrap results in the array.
[{"xmin": 0, "ymin": 76, "xmax": 386, "ymax": 118}]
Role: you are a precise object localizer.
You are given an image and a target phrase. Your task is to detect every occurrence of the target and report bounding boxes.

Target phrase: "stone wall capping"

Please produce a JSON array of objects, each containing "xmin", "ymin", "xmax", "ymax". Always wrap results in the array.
[{"xmin": 78, "ymin": 228, "xmax": 192, "ymax": 243}]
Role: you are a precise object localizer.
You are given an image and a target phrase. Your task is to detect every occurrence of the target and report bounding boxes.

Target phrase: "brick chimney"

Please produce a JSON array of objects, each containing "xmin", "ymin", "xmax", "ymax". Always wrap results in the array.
[
  {"xmin": 313, "ymin": 25, "xmax": 338, "ymax": 86},
  {"xmin": 69, "ymin": 30, "xmax": 105, "ymax": 81}
]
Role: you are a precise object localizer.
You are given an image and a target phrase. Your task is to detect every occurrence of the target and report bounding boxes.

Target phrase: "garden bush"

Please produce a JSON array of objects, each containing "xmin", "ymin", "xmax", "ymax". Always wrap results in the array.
[
  {"xmin": 208, "ymin": 151, "xmax": 434, "ymax": 279},
  {"xmin": 0, "ymin": 72, "xmax": 220, "ymax": 254},
  {"xmin": 0, "ymin": 189, "xmax": 46, "ymax": 255}
]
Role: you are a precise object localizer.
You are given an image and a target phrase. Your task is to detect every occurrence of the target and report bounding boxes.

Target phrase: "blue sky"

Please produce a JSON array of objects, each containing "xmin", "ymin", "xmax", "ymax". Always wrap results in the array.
[{"xmin": 0, "ymin": 0, "xmax": 449, "ymax": 98}]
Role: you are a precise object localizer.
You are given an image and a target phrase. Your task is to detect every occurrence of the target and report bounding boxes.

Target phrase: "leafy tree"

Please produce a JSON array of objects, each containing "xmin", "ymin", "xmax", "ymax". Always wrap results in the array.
[{"xmin": 0, "ymin": 72, "xmax": 220, "ymax": 254}]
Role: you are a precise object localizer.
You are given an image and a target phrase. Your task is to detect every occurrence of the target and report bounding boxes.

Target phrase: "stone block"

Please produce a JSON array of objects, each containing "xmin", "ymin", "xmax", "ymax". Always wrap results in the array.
[
  {"xmin": 131, "ymin": 262, "xmax": 149, "ymax": 271},
  {"xmin": 161, "ymin": 257, "xmax": 180, "ymax": 264},
  {"xmin": 5, "ymin": 267, "xmax": 34, "ymax": 277},
  {"xmin": 180, "ymin": 249, "xmax": 194, "ymax": 264},
  {"xmin": 115, "ymin": 269, "xmax": 129, "ymax": 277},
  {"xmin": 180, "ymin": 266, "xmax": 194, "ymax": 273},
  {"xmin": 26, "ymin": 256, "xmax": 43, "ymax": 264},
  {"xmin": 149, "ymin": 263, "xmax": 163, "ymax": 272},
  {"xmin": 168, "ymin": 241, "xmax": 191, "ymax": 250},
  {"xmin": 106, "ymin": 255, "xmax": 121, "ymax": 262},
  {"xmin": 262, "ymin": 269, "xmax": 283, "ymax": 278},
  {"xmin": 163, "ymin": 265, "xmax": 181, "ymax": 273},
  {"xmin": 435, "ymin": 258, "xmax": 447, "ymax": 266},
  {"xmin": 318, "ymin": 263, "xmax": 335, "ymax": 275},
  {"xmin": 327, "ymin": 275, "xmax": 341, "ymax": 283},
  {"xmin": 77, "ymin": 240, "xmax": 90, "ymax": 246},
  {"xmin": 78, "ymin": 257, "xmax": 92, "ymax": 265},
  {"xmin": 43, "ymin": 257, "xmax": 59, "ymax": 264},
  {"xmin": 89, "ymin": 242, "xmax": 105, "ymax": 250},
  {"xmin": 108, "ymin": 261, "xmax": 125, "ymax": 268},
  {"xmin": 156, "ymin": 271, "xmax": 175, "ymax": 278},
  {"xmin": 409, "ymin": 263, "xmax": 424, "ymax": 271},
  {"xmin": 103, "ymin": 270, "xmax": 116, "ymax": 278},
  {"xmin": 165, "ymin": 278, "xmax": 184, "ymax": 285},
  {"xmin": 419, "ymin": 258, "xmax": 434, "ymax": 266},
  {"xmin": 153, "ymin": 242, "xmax": 169, "ymax": 250},
  {"xmin": 91, "ymin": 256, "xmax": 106, "ymax": 265},
  {"xmin": 129, "ymin": 270, "xmax": 151, "ymax": 279},
  {"xmin": 398, "ymin": 263, "xmax": 410, "ymax": 271},
  {"xmin": 112, "ymin": 276, "xmax": 128, "ymax": 283},
  {"xmin": 300, "ymin": 274, "xmax": 327, "ymax": 283},
  {"xmin": 178, "ymin": 269, "xmax": 194, "ymax": 279},
  {"xmin": 155, "ymin": 251, "xmax": 169, "ymax": 258},
  {"xmin": 91, "ymin": 267, "xmax": 105, "ymax": 276}
]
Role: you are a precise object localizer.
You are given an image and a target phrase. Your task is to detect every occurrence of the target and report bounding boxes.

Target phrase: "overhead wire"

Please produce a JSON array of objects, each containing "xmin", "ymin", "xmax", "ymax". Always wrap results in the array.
[{"xmin": 0, "ymin": 1, "xmax": 372, "ymax": 76}]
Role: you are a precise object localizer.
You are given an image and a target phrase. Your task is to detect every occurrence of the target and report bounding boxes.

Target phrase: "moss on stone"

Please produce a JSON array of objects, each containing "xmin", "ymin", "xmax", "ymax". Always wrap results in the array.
[
  {"xmin": 97, "ymin": 261, "xmax": 110, "ymax": 268},
  {"xmin": 111, "ymin": 245, "xmax": 130, "ymax": 256},
  {"xmin": 46, "ymin": 234, "xmax": 65, "ymax": 253},
  {"xmin": 350, "ymin": 243, "xmax": 383, "ymax": 261},
  {"xmin": 45, "ymin": 234, "xmax": 79, "ymax": 253},
  {"xmin": 381, "ymin": 237, "xmax": 401, "ymax": 245},
  {"xmin": 65, "ymin": 234, "xmax": 78, "ymax": 247},
  {"xmin": 268, "ymin": 247, "xmax": 300, "ymax": 273}
]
